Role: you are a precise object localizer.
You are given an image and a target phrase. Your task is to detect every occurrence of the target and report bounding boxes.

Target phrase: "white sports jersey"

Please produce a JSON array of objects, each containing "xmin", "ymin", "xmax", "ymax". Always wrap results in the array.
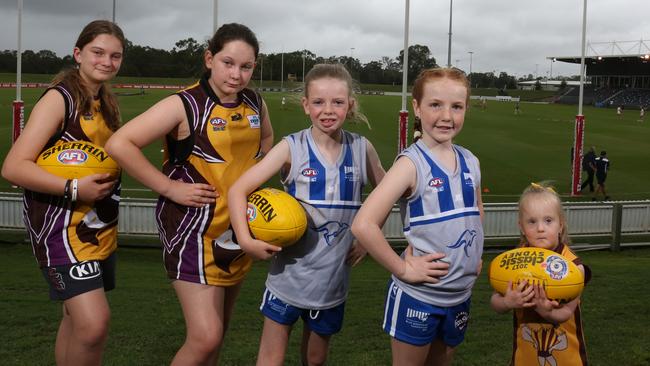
[
  {"xmin": 266, "ymin": 128, "xmax": 368, "ymax": 309},
  {"xmin": 394, "ymin": 140, "xmax": 484, "ymax": 307}
]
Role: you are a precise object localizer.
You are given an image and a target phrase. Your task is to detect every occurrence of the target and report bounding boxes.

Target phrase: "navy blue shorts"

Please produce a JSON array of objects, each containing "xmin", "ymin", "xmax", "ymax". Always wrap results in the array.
[
  {"xmin": 41, "ymin": 253, "xmax": 116, "ymax": 301},
  {"xmin": 259, "ymin": 287, "xmax": 345, "ymax": 336},
  {"xmin": 382, "ymin": 280, "xmax": 471, "ymax": 347}
]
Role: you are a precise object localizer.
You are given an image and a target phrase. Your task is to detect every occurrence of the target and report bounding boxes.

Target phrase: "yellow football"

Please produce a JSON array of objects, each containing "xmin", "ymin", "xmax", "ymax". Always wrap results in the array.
[
  {"xmin": 247, "ymin": 188, "xmax": 307, "ymax": 247},
  {"xmin": 36, "ymin": 140, "xmax": 120, "ymax": 179},
  {"xmin": 488, "ymin": 247, "xmax": 584, "ymax": 302}
]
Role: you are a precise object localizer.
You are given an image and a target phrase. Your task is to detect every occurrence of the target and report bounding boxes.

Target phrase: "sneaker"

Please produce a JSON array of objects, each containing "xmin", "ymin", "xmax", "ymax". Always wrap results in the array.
[
  {"xmin": 591, "ymin": 197, "xmax": 597, "ymax": 201},
  {"xmin": 605, "ymin": 196, "xmax": 610, "ymax": 201}
]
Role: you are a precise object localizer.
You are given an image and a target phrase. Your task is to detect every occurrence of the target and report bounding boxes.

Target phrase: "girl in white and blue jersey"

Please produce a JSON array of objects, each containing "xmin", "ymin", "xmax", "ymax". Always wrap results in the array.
[
  {"xmin": 352, "ymin": 68, "xmax": 484, "ymax": 366},
  {"xmin": 228, "ymin": 64, "xmax": 385, "ymax": 366}
]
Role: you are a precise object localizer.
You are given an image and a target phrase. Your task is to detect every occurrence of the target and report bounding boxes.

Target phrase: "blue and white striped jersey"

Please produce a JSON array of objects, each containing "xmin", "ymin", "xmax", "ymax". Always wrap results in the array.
[
  {"xmin": 394, "ymin": 140, "xmax": 484, "ymax": 307},
  {"xmin": 265, "ymin": 128, "xmax": 368, "ymax": 309}
]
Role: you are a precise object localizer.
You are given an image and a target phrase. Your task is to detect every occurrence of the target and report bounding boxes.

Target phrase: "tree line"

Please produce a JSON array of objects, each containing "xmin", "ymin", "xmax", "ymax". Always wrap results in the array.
[{"xmin": 1, "ymin": 37, "xmax": 530, "ymax": 89}]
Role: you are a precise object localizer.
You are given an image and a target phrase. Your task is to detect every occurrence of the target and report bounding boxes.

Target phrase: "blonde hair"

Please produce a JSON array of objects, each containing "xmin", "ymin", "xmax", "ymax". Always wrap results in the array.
[
  {"xmin": 518, "ymin": 182, "xmax": 570, "ymax": 247},
  {"xmin": 412, "ymin": 67, "xmax": 471, "ymax": 106},
  {"xmin": 304, "ymin": 63, "xmax": 370, "ymax": 129}
]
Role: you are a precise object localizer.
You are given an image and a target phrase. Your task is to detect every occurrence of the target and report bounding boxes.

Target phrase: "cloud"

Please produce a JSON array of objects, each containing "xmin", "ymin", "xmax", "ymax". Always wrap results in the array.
[{"xmin": 1, "ymin": 0, "xmax": 648, "ymax": 77}]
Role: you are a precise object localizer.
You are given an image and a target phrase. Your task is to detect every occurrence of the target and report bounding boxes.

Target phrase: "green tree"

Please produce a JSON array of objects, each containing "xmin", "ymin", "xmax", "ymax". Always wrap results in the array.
[{"xmin": 397, "ymin": 44, "xmax": 437, "ymax": 83}]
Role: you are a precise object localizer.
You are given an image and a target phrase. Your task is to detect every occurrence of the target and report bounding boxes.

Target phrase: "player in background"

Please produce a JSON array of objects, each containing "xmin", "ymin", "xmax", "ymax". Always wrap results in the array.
[
  {"xmin": 594, "ymin": 150, "xmax": 610, "ymax": 201},
  {"xmin": 228, "ymin": 63, "xmax": 385, "ymax": 366},
  {"xmin": 352, "ymin": 68, "xmax": 484, "ymax": 366},
  {"xmin": 105, "ymin": 23, "xmax": 273, "ymax": 365},
  {"xmin": 490, "ymin": 183, "xmax": 590, "ymax": 366},
  {"xmin": 1, "ymin": 20, "xmax": 124, "ymax": 365}
]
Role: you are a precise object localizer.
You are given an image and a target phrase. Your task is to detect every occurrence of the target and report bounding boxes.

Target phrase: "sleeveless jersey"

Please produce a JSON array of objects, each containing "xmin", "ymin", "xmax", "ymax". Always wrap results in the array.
[
  {"xmin": 512, "ymin": 244, "xmax": 589, "ymax": 366},
  {"xmin": 266, "ymin": 128, "xmax": 368, "ymax": 309},
  {"xmin": 155, "ymin": 76, "xmax": 264, "ymax": 286},
  {"xmin": 393, "ymin": 140, "xmax": 484, "ymax": 307},
  {"xmin": 24, "ymin": 83, "xmax": 120, "ymax": 267}
]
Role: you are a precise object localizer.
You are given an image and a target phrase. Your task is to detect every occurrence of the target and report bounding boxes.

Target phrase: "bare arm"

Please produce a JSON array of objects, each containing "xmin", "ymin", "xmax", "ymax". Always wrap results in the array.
[
  {"xmin": 2, "ymin": 89, "xmax": 115, "ymax": 202},
  {"xmin": 351, "ymin": 156, "xmax": 449, "ymax": 283},
  {"xmin": 105, "ymin": 95, "xmax": 217, "ymax": 207},
  {"xmin": 227, "ymin": 140, "xmax": 291, "ymax": 260}
]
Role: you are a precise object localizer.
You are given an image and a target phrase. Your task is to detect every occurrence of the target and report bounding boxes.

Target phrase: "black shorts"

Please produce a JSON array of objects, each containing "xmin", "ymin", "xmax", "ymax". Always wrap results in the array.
[
  {"xmin": 41, "ymin": 253, "xmax": 117, "ymax": 301},
  {"xmin": 596, "ymin": 174, "xmax": 607, "ymax": 184}
]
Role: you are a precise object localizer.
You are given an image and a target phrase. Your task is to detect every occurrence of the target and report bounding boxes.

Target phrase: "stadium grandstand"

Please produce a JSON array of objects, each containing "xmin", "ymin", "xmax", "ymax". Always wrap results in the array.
[{"xmin": 551, "ymin": 40, "xmax": 650, "ymax": 108}]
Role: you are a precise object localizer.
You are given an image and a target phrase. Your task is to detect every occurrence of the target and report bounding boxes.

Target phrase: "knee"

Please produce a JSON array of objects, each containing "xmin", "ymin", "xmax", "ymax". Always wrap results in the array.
[
  {"xmin": 186, "ymin": 328, "xmax": 224, "ymax": 358},
  {"xmin": 304, "ymin": 349, "xmax": 328, "ymax": 366},
  {"xmin": 73, "ymin": 311, "xmax": 110, "ymax": 347}
]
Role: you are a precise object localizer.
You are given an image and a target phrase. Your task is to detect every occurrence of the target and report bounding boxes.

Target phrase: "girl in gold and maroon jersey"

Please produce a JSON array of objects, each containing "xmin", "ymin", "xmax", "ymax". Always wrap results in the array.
[
  {"xmin": 106, "ymin": 23, "xmax": 273, "ymax": 365},
  {"xmin": 490, "ymin": 183, "xmax": 590, "ymax": 366},
  {"xmin": 2, "ymin": 20, "xmax": 125, "ymax": 365}
]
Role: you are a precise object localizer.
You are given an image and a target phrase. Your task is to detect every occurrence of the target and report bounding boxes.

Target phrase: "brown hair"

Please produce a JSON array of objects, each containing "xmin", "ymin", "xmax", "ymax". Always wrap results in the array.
[
  {"xmin": 304, "ymin": 63, "xmax": 370, "ymax": 128},
  {"xmin": 411, "ymin": 67, "xmax": 471, "ymax": 106},
  {"xmin": 207, "ymin": 23, "xmax": 259, "ymax": 59},
  {"xmin": 51, "ymin": 20, "xmax": 125, "ymax": 131},
  {"xmin": 518, "ymin": 182, "xmax": 570, "ymax": 247}
]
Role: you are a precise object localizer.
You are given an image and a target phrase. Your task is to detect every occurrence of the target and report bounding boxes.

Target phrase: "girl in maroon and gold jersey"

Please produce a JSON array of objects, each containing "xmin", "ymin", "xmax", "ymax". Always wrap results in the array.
[
  {"xmin": 106, "ymin": 23, "xmax": 273, "ymax": 365},
  {"xmin": 490, "ymin": 183, "xmax": 590, "ymax": 366},
  {"xmin": 2, "ymin": 20, "xmax": 125, "ymax": 365}
]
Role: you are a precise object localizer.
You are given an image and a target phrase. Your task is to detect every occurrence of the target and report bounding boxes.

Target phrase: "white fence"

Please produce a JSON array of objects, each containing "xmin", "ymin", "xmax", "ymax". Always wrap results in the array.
[{"xmin": 2, "ymin": 194, "xmax": 649, "ymax": 249}]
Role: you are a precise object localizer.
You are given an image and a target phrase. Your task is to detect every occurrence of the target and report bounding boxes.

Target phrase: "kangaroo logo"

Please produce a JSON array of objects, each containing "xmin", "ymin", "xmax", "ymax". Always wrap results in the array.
[
  {"xmin": 314, "ymin": 221, "xmax": 349, "ymax": 245},
  {"xmin": 447, "ymin": 229, "xmax": 477, "ymax": 257}
]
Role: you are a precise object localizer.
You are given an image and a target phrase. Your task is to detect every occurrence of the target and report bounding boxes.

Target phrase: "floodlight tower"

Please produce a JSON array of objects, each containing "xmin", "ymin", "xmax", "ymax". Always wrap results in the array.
[{"xmin": 468, "ymin": 51, "xmax": 473, "ymax": 85}]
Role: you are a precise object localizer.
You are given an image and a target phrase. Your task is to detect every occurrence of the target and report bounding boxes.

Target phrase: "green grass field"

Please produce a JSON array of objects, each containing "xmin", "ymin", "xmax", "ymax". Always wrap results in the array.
[
  {"xmin": 1, "ymin": 242, "xmax": 648, "ymax": 365},
  {"xmin": 1, "ymin": 79, "xmax": 649, "ymax": 201}
]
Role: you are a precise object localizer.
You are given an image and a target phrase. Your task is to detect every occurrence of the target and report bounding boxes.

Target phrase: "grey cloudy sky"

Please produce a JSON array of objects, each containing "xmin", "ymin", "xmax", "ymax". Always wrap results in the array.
[{"xmin": 1, "ymin": 0, "xmax": 649, "ymax": 78}]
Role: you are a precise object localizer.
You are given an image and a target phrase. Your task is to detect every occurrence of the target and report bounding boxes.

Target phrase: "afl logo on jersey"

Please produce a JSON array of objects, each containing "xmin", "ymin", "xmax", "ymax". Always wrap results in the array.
[
  {"xmin": 429, "ymin": 177, "xmax": 444, "ymax": 188},
  {"xmin": 57, "ymin": 150, "xmax": 88, "ymax": 165},
  {"xmin": 302, "ymin": 168, "xmax": 318, "ymax": 182},
  {"xmin": 210, "ymin": 117, "xmax": 227, "ymax": 131},
  {"xmin": 302, "ymin": 168, "xmax": 318, "ymax": 177}
]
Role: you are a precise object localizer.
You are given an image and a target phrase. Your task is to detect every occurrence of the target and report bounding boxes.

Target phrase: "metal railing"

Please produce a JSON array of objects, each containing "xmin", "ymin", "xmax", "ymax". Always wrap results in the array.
[{"xmin": 2, "ymin": 194, "xmax": 649, "ymax": 250}]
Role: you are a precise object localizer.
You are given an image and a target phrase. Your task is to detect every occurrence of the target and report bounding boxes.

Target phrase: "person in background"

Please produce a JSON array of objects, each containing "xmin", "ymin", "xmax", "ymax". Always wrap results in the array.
[
  {"xmin": 594, "ymin": 150, "xmax": 610, "ymax": 201},
  {"xmin": 580, "ymin": 146, "xmax": 596, "ymax": 194}
]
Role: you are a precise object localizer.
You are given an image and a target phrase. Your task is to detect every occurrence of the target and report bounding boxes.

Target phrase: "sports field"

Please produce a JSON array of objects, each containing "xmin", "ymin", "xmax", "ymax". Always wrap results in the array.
[
  {"xmin": 1, "ymin": 77, "xmax": 650, "ymax": 364},
  {"xmin": 1, "ymin": 79, "xmax": 649, "ymax": 202},
  {"xmin": 1, "ymin": 241, "xmax": 649, "ymax": 365}
]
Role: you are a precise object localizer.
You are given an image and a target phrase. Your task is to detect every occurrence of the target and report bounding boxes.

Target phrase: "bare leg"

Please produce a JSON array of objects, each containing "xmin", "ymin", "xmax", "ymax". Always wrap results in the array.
[
  {"xmin": 301, "ymin": 326, "xmax": 331, "ymax": 366},
  {"xmin": 425, "ymin": 339, "xmax": 456, "ymax": 366},
  {"xmin": 170, "ymin": 280, "xmax": 242, "ymax": 366},
  {"xmin": 257, "ymin": 317, "xmax": 292, "ymax": 366},
  {"xmin": 56, "ymin": 288, "xmax": 110, "ymax": 366},
  {"xmin": 390, "ymin": 338, "xmax": 430, "ymax": 366}
]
